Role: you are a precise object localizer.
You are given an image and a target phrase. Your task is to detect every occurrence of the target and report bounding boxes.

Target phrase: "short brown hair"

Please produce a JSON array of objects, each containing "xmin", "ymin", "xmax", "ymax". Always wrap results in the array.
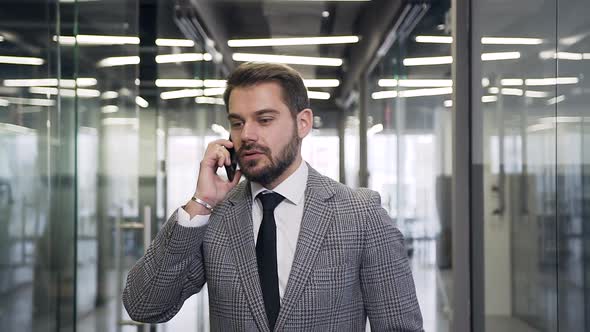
[{"xmin": 223, "ymin": 62, "xmax": 310, "ymax": 115}]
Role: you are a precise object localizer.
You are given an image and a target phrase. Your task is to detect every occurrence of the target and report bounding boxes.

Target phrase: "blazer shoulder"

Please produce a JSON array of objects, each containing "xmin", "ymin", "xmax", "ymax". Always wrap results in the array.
[{"xmin": 325, "ymin": 177, "xmax": 381, "ymax": 207}]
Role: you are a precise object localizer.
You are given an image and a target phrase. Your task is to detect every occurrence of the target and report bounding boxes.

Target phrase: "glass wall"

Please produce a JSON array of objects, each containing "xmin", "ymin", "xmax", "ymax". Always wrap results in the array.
[
  {"xmin": 0, "ymin": 1, "xmax": 76, "ymax": 331},
  {"xmin": 472, "ymin": 0, "xmax": 590, "ymax": 330},
  {"xmin": 366, "ymin": 1, "xmax": 452, "ymax": 331}
]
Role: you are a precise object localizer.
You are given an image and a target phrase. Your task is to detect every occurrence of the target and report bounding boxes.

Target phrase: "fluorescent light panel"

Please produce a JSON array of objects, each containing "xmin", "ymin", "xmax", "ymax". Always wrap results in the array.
[
  {"xmin": 28, "ymin": 87, "xmax": 99, "ymax": 98},
  {"xmin": 303, "ymin": 79, "xmax": 340, "ymax": 88},
  {"xmin": 98, "ymin": 56, "xmax": 140, "ymax": 67},
  {"xmin": 547, "ymin": 95, "xmax": 565, "ymax": 105},
  {"xmin": 372, "ymin": 87, "xmax": 452, "ymax": 99},
  {"xmin": 101, "ymin": 105, "xmax": 119, "ymax": 113},
  {"xmin": 196, "ymin": 97, "xmax": 225, "ymax": 105},
  {"xmin": 4, "ymin": 78, "xmax": 96, "ymax": 87},
  {"xmin": 378, "ymin": 79, "xmax": 452, "ymax": 87},
  {"xmin": 307, "ymin": 91, "xmax": 330, "ymax": 100},
  {"xmin": 501, "ymin": 88, "xmax": 524, "ymax": 96},
  {"xmin": 481, "ymin": 52, "xmax": 521, "ymax": 61},
  {"xmin": 414, "ymin": 36, "xmax": 543, "ymax": 45},
  {"xmin": 399, "ymin": 87, "xmax": 452, "ymax": 97},
  {"xmin": 525, "ymin": 90, "xmax": 550, "ymax": 98},
  {"xmin": 155, "ymin": 78, "xmax": 339, "ymax": 88},
  {"xmin": 233, "ymin": 53, "xmax": 342, "ymax": 66},
  {"xmin": 160, "ymin": 89, "xmax": 203, "ymax": 100},
  {"xmin": 204, "ymin": 88, "xmax": 226, "ymax": 96},
  {"xmin": 415, "ymin": 36, "xmax": 453, "ymax": 44},
  {"xmin": 204, "ymin": 80, "xmax": 227, "ymax": 88},
  {"xmin": 482, "ymin": 37, "xmax": 543, "ymax": 45},
  {"xmin": 156, "ymin": 38, "xmax": 195, "ymax": 47},
  {"xmin": 525, "ymin": 77, "xmax": 579, "ymax": 85},
  {"xmin": 482, "ymin": 95, "xmax": 498, "ymax": 103},
  {"xmin": 101, "ymin": 91, "xmax": 118, "ymax": 99},
  {"xmin": 403, "ymin": 56, "xmax": 453, "ymax": 66},
  {"xmin": 55, "ymin": 35, "xmax": 139, "ymax": 45},
  {"xmin": 155, "ymin": 53, "xmax": 211, "ymax": 64},
  {"xmin": 228, "ymin": 36, "xmax": 359, "ymax": 47},
  {"xmin": 403, "ymin": 52, "xmax": 520, "ymax": 66},
  {"xmin": 156, "ymin": 79, "xmax": 203, "ymax": 88},
  {"xmin": 135, "ymin": 96, "xmax": 149, "ymax": 108},
  {"xmin": 371, "ymin": 90, "xmax": 398, "ymax": 99},
  {"xmin": 0, "ymin": 56, "xmax": 44, "ymax": 65},
  {"xmin": 500, "ymin": 79, "xmax": 523, "ymax": 86},
  {"xmin": 1, "ymin": 96, "xmax": 55, "ymax": 106}
]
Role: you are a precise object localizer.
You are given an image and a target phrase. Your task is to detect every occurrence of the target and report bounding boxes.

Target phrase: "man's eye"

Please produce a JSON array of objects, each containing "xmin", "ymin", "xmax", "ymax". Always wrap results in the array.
[
  {"xmin": 230, "ymin": 122, "xmax": 243, "ymax": 128},
  {"xmin": 259, "ymin": 118, "xmax": 273, "ymax": 124}
]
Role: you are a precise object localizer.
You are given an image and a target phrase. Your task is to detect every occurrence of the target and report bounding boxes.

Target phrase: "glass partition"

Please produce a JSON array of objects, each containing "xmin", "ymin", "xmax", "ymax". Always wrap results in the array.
[
  {"xmin": 0, "ymin": 1, "xmax": 75, "ymax": 331},
  {"xmin": 556, "ymin": 0, "xmax": 590, "ymax": 330},
  {"xmin": 471, "ymin": 0, "xmax": 590, "ymax": 330},
  {"xmin": 366, "ymin": 1, "xmax": 453, "ymax": 331}
]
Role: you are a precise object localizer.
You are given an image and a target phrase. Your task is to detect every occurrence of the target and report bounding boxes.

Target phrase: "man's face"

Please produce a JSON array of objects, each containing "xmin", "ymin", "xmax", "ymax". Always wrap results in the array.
[{"xmin": 227, "ymin": 82, "xmax": 302, "ymax": 187}]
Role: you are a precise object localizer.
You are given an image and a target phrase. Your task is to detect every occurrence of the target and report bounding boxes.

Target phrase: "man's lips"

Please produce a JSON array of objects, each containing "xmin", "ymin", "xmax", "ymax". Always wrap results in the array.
[{"xmin": 240, "ymin": 150, "xmax": 265, "ymax": 160}]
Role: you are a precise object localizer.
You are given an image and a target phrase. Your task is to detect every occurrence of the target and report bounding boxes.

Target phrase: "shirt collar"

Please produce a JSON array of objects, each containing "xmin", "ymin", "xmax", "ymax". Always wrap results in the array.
[{"xmin": 250, "ymin": 160, "xmax": 308, "ymax": 206}]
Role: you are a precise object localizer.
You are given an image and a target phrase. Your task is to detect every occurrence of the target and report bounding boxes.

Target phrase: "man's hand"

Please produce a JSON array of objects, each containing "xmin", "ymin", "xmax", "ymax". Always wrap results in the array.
[{"xmin": 187, "ymin": 139, "xmax": 242, "ymax": 216}]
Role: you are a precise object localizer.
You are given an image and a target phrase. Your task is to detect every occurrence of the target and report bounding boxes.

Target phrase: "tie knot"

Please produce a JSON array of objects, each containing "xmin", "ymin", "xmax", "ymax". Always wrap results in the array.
[{"xmin": 257, "ymin": 192, "xmax": 285, "ymax": 212}]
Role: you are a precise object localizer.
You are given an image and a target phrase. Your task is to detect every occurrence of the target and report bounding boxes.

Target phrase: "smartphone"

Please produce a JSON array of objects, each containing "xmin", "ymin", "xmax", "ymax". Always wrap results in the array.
[{"xmin": 225, "ymin": 136, "xmax": 238, "ymax": 181}]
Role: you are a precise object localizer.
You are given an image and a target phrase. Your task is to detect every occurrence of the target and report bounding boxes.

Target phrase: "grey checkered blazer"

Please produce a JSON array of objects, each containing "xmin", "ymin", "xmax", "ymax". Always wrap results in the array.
[{"xmin": 123, "ymin": 165, "xmax": 423, "ymax": 331}]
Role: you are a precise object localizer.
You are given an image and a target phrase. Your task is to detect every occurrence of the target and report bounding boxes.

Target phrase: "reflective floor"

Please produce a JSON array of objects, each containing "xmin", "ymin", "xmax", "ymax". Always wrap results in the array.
[{"xmin": 1, "ymin": 237, "xmax": 542, "ymax": 332}]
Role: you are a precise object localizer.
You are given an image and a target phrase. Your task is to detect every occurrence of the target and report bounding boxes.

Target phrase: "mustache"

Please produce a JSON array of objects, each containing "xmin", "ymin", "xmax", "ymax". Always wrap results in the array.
[{"xmin": 238, "ymin": 143, "xmax": 271, "ymax": 156}]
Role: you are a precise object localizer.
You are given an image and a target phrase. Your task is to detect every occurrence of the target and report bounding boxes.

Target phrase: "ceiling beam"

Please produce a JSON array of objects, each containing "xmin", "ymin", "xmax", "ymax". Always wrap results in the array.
[
  {"xmin": 176, "ymin": 0, "xmax": 236, "ymax": 73},
  {"xmin": 337, "ymin": 0, "xmax": 412, "ymax": 102}
]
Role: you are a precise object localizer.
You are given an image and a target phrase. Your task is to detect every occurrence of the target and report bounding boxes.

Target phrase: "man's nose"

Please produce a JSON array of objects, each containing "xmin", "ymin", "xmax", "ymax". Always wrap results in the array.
[{"xmin": 240, "ymin": 122, "xmax": 258, "ymax": 142}]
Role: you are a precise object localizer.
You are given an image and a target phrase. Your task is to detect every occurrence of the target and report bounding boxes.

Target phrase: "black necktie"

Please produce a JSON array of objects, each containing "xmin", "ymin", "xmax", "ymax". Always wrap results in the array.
[{"xmin": 256, "ymin": 192, "xmax": 284, "ymax": 331}]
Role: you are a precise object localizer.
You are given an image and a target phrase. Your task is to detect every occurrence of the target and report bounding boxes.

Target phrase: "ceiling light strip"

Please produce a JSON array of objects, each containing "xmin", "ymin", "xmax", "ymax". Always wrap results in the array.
[
  {"xmin": 232, "ymin": 53, "xmax": 342, "ymax": 66},
  {"xmin": 228, "ymin": 36, "xmax": 359, "ymax": 47},
  {"xmin": 0, "ymin": 56, "xmax": 45, "ymax": 65}
]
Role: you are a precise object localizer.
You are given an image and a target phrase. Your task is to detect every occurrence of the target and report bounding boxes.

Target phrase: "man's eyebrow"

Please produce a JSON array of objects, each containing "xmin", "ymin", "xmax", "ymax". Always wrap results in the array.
[
  {"xmin": 254, "ymin": 109, "xmax": 280, "ymax": 116},
  {"xmin": 227, "ymin": 109, "xmax": 280, "ymax": 121},
  {"xmin": 227, "ymin": 113, "xmax": 244, "ymax": 121}
]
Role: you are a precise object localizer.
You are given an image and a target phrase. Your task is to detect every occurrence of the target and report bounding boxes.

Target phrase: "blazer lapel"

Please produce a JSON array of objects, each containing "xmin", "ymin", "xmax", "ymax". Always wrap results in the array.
[
  {"xmin": 275, "ymin": 166, "xmax": 335, "ymax": 330},
  {"xmin": 225, "ymin": 183, "xmax": 270, "ymax": 332}
]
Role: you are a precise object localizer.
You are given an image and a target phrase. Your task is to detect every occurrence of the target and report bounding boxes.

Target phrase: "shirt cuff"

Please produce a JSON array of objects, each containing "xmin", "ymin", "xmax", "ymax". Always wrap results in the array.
[{"xmin": 177, "ymin": 206, "xmax": 210, "ymax": 227}]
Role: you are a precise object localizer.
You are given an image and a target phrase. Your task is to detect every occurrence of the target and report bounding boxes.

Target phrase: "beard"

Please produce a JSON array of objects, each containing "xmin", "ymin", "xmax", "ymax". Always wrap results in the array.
[{"xmin": 237, "ymin": 128, "xmax": 300, "ymax": 187}]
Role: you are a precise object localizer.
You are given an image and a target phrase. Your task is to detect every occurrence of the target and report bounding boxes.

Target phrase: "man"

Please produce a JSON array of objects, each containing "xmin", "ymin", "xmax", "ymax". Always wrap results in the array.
[{"xmin": 123, "ymin": 62, "xmax": 423, "ymax": 331}]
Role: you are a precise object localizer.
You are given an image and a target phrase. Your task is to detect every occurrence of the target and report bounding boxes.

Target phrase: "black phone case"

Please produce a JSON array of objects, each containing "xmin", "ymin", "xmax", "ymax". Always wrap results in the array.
[{"xmin": 225, "ymin": 143, "xmax": 237, "ymax": 181}]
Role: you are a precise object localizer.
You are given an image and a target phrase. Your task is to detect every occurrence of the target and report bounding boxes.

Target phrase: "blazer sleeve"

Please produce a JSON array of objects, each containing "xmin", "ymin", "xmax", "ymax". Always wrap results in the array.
[
  {"xmin": 122, "ymin": 209, "xmax": 208, "ymax": 323},
  {"xmin": 359, "ymin": 189, "xmax": 424, "ymax": 331}
]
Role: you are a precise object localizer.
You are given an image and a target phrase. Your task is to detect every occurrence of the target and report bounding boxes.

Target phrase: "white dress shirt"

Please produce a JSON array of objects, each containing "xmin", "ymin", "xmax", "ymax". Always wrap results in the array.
[{"xmin": 177, "ymin": 161, "xmax": 308, "ymax": 299}]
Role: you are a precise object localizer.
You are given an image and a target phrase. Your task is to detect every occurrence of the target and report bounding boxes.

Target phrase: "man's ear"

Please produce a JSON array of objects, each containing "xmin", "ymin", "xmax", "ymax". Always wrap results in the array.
[{"xmin": 296, "ymin": 108, "xmax": 313, "ymax": 138}]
